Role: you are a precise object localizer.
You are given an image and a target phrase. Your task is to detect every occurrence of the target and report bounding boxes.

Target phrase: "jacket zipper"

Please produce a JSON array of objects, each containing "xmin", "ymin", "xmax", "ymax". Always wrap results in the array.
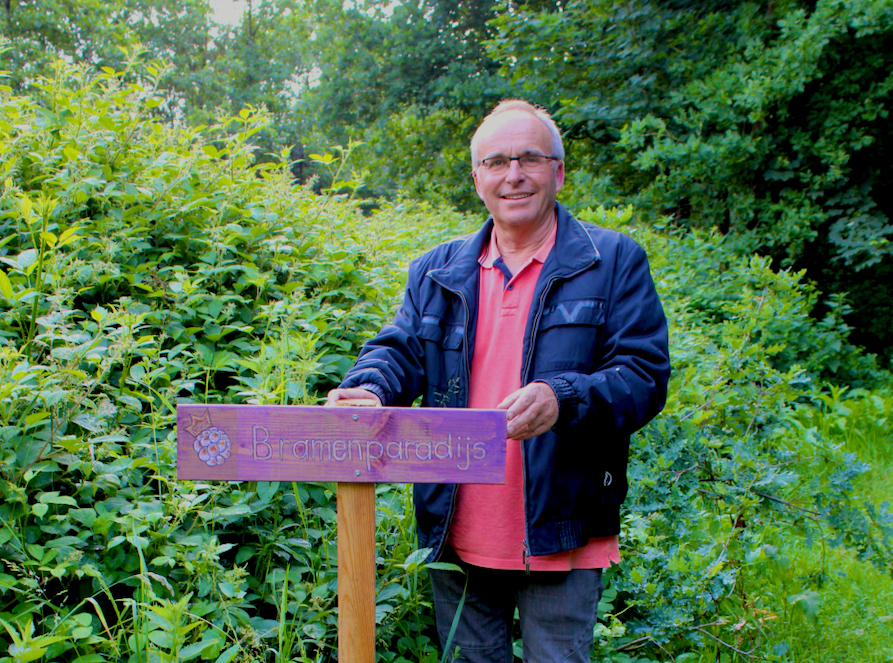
[
  {"xmin": 517, "ymin": 274, "xmax": 561, "ymax": 572},
  {"xmin": 521, "ymin": 275, "xmax": 561, "ymax": 384},
  {"xmin": 430, "ymin": 276, "xmax": 473, "ymax": 393},
  {"xmin": 428, "ymin": 276, "xmax": 472, "ymax": 562},
  {"xmin": 518, "ymin": 262, "xmax": 590, "ymax": 562}
]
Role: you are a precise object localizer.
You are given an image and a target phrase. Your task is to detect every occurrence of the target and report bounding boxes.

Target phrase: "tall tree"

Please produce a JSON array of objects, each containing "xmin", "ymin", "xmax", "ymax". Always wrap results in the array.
[
  {"xmin": 303, "ymin": 0, "xmax": 511, "ymax": 128},
  {"xmin": 1, "ymin": 0, "xmax": 139, "ymax": 83},
  {"xmin": 182, "ymin": 0, "xmax": 317, "ymax": 155},
  {"xmin": 2, "ymin": 0, "xmax": 316, "ymax": 154},
  {"xmin": 298, "ymin": 0, "xmax": 537, "ymax": 207},
  {"xmin": 488, "ymin": 0, "xmax": 893, "ymax": 356}
]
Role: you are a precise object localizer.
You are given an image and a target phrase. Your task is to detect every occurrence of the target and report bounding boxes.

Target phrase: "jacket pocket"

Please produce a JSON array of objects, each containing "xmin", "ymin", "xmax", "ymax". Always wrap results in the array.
[
  {"xmin": 418, "ymin": 315, "xmax": 445, "ymax": 344},
  {"xmin": 539, "ymin": 298, "xmax": 606, "ymax": 328},
  {"xmin": 418, "ymin": 314, "xmax": 464, "ymax": 406},
  {"xmin": 536, "ymin": 298, "xmax": 606, "ymax": 373},
  {"xmin": 418, "ymin": 315, "xmax": 463, "ymax": 349}
]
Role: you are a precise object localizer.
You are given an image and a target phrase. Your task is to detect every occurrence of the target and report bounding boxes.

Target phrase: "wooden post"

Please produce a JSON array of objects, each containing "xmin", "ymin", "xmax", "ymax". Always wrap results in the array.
[
  {"xmin": 176, "ymin": 403, "xmax": 506, "ymax": 662},
  {"xmin": 337, "ymin": 482, "xmax": 376, "ymax": 663},
  {"xmin": 335, "ymin": 400, "xmax": 377, "ymax": 663}
]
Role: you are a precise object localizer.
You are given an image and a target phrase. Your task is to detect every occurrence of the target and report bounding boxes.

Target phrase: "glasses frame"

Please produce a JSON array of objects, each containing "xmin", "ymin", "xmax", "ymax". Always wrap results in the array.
[{"xmin": 478, "ymin": 155, "xmax": 561, "ymax": 173}]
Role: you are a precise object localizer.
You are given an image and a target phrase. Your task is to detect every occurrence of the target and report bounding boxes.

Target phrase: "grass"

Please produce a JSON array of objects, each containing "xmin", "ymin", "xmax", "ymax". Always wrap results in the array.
[
  {"xmin": 831, "ymin": 391, "xmax": 893, "ymax": 508},
  {"xmin": 785, "ymin": 388, "xmax": 893, "ymax": 662},
  {"xmin": 714, "ymin": 387, "xmax": 893, "ymax": 663},
  {"xmin": 782, "ymin": 544, "xmax": 893, "ymax": 662}
]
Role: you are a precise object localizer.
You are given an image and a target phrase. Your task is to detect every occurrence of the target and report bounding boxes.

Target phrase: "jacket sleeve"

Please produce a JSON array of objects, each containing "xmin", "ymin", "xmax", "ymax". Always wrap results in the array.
[
  {"xmin": 338, "ymin": 259, "xmax": 428, "ymax": 407},
  {"xmin": 541, "ymin": 238, "xmax": 670, "ymax": 436}
]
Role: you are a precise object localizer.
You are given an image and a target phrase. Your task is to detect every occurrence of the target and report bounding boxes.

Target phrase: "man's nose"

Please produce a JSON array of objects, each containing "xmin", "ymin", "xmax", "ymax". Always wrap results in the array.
[{"xmin": 505, "ymin": 158, "xmax": 525, "ymax": 181}]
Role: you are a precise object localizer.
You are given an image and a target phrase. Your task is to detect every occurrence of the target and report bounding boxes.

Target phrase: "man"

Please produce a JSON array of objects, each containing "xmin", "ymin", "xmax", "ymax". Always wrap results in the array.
[{"xmin": 326, "ymin": 100, "xmax": 670, "ymax": 663}]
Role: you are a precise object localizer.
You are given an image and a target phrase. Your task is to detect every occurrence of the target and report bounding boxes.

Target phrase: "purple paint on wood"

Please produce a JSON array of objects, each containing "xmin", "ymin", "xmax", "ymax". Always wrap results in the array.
[{"xmin": 176, "ymin": 404, "xmax": 507, "ymax": 483}]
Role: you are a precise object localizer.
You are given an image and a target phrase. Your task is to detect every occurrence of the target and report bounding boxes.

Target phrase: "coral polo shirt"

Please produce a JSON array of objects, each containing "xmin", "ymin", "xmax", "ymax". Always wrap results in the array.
[{"xmin": 448, "ymin": 220, "xmax": 620, "ymax": 571}]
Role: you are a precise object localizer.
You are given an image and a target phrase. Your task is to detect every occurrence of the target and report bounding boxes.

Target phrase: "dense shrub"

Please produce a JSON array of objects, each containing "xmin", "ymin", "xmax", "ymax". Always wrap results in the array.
[
  {"xmin": 579, "ymin": 208, "xmax": 891, "ymax": 657},
  {"xmin": 0, "ymin": 62, "xmax": 890, "ymax": 662},
  {"xmin": 0, "ymin": 61, "xmax": 470, "ymax": 662}
]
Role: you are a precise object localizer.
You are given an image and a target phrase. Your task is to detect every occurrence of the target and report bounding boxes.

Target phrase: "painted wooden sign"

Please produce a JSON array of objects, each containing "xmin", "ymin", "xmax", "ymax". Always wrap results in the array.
[{"xmin": 176, "ymin": 403, "xmax": 507, "ymax": 483}]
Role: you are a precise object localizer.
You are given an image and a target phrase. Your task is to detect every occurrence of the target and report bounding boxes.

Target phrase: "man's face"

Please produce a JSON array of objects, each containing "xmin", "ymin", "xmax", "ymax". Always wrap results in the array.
[{"xmin": 472, "ymin": 111, "xmax": 564, "ymax": 231}]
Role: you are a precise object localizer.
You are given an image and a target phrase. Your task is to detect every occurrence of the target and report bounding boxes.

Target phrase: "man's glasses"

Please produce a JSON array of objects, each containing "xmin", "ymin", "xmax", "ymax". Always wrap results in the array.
[{"xmin": 478, "ymin": 155, "xmax": 561, "ymax": 175}]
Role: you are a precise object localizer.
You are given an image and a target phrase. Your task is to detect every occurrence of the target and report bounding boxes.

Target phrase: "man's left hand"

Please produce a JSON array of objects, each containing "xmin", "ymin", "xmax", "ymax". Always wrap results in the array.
[{"xmin": 498, "ymin": 382, "xmax": 559, "ymax": 441}]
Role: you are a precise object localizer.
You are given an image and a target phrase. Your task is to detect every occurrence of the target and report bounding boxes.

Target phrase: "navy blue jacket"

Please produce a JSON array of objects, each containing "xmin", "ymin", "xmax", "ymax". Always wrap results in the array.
[{"xmin": 340, "ymin": 204, "xmax": 670, "ymax": 562}]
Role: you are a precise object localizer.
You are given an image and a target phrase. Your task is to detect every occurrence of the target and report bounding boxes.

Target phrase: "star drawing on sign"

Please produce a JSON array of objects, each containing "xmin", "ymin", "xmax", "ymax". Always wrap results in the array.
[{"xmin": 185, "ymin": 410, "xmax": 213, "ymax": 437}]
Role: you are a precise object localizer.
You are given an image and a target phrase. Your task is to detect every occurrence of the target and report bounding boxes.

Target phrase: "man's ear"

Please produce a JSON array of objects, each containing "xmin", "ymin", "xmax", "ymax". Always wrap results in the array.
[{"xmin": 472, "ymin": 169, "xmax": 484, "ymax": 201}]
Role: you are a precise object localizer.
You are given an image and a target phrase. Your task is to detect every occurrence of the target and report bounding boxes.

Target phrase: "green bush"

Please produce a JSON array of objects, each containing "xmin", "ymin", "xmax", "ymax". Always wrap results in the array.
[
  {"xmin": 0, "ymin": 59, "xmax": 470, "ymax": 662},
  {"xmin": 0, "ymin": 59, "xmax": 890, "ymax": 662},
  {"xmin": 580, "ymin": 207, "xmax": 891, "ymax": 659}
]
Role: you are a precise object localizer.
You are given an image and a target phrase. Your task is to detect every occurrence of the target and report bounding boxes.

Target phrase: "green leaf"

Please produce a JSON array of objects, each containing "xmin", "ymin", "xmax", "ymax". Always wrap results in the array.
[
  {"xmin": 213, "ymin": 644, "xmax": 241, "ymax": 663},
  {"xmin": 148, "ymin": 630, "xmax": 174, "ymax": 649},
  {"xmin": 17, "ymin": 248, "xmax": 38, "ymax": 270},
  {"xmin": 39, "ymin": 492, "xmax": 78, "ymax": 506},
  {"xmin": 399, "ymin": 547, "xmax": 431, "ymax": 571},
  {"xmin": 788, "ymin": 589, "xmax": 821, "ymax": 618},
  {"xmin": 0, "ymin": 269, "xmax": 14, "ymax": 299},
  {"xmin": 0, "ymin": 573, "xmax": 18, "ymax": 590},
  {"xmin": 72, "ymin": 413, "xmax": 103, "ymax": 432},
  {"xmin": 309, "ymin": 152, "xmax": 336, "ymax": 164},
  {"xmin": 58, "ymin": 226, "xmax": 80, "ymax": 246},
  {"xmin": 25, "ymin": 543, "xmax": 44, "ymax": 561},
  {"xmin": 24, "ymin": 412, "xmax": 50, "ymax": 427},
  {"xmin": 424, "ymin": 562, "xmax": 463, "ymax": 572},
  {"xmin": 180, "ymin": 640, "xmax": 214, "ymax": 660},
  {"xmin": 17, "ymin": 195, "xmax": 33, "ymax": 222}
]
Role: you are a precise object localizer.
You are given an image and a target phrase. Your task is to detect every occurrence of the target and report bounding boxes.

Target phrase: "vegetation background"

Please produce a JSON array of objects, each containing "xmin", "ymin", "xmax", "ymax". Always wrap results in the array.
[{"xmin": 0, "ymin": 0, "xmax": 891, "ymax": 661}]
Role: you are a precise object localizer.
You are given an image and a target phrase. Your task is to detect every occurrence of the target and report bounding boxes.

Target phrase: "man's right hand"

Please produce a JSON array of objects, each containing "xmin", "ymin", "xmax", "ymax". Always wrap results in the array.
[{"xmin": 324, "ymin": 388, "xmax": 383, "ymax": 407}]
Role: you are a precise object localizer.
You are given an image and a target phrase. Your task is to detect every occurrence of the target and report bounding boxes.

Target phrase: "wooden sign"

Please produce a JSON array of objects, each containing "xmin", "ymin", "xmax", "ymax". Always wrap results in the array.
[
  {"xmin": 176, "ymin": 402, "xmax": 507, "ymax": 663},
  {"xmin": 176, "ymin": 403, "xmax": 507, "ymax": 483}
]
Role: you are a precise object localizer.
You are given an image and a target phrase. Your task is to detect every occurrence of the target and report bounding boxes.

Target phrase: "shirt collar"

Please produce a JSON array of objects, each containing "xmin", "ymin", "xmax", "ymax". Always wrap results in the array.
[{"xmin": 479, "ymin": 217, "xmax": 557, "ymax": 269}]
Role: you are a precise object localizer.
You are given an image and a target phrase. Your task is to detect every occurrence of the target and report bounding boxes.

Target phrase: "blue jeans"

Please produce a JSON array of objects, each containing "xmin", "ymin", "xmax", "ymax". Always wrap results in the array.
[{"xmin": 428, "ymin": 547, "xmax": 604, "ymax": 663}]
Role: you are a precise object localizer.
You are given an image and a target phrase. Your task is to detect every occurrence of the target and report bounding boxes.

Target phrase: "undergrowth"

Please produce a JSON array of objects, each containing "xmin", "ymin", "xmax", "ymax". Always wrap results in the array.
[{"xmin": 0, "ymin": 59, "xmax": 890, "ymax": 662}]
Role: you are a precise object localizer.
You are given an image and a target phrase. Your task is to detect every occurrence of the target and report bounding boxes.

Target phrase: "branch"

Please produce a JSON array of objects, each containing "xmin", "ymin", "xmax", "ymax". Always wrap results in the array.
[
  {"xmin": 751, "ymin": 490, "xmax": 818, "ymax": 516},
  {"xmin": 692, "ymin": 625, "xmax": 765, "ymax": 660}
]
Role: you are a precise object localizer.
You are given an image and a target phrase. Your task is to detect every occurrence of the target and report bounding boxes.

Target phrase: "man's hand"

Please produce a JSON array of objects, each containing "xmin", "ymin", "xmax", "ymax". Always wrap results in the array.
[
  {"xmin": 498, "ymin": 382, "xmax": 558, "ymax": 441},
  {"xmin": 324, "ymin": 388, "xmax": 383, "ymax": 407}
]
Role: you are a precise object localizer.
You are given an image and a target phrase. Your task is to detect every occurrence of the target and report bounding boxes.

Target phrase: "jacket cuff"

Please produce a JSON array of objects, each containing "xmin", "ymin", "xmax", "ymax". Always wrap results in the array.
[
  {"xmin": 356, "ymin": 382, "xmax": 388, "ymax": 406},
  {"xmin": 535, "ymin": 377, "xmax": 578, "ymax": 433}
]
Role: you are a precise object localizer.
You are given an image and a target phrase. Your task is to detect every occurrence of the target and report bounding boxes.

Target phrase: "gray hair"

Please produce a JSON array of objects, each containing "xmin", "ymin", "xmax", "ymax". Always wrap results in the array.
[{"xmin": 470, "ymin": 99, "xmax": 564, "ymax": 168}]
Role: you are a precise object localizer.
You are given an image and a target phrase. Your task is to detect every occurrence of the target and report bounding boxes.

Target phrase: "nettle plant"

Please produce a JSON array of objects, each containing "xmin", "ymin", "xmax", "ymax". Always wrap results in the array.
[{"xmin": 0, "ymin": 58, "xmax": 469, "ymax": 662}]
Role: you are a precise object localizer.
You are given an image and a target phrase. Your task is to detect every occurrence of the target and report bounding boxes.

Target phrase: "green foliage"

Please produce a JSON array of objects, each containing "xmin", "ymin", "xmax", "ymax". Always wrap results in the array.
[
  {"xmin": 1, "ymin": 0, "xmax": 316, "ymax": 163},
  {"xmin": 0, "ymin": 60, "xmax": 470, "ymax": 661},
  {"xmin": 1, "ymin": 59, "xmax": 891, "ymax": 662},
  {"xmin": 293, "ymin": 0, "xmax": 591, "ymax": 212},
  {"xmin": 324, "ymin": 106, "xmax": 482, "ymax": 212},
  {"xmin": 15, "ymin": 0, "xmax": 892, "ymax": 357},
  {"xmin": 488, "ymin": 0, "xmax": 893, "ymax": 358},
  {"xmin": 303, "ymin": 0, "xmax": 507, "ymax": 128},
  {"xmin": 175, "ymin": 0, "xmax": 318, "ymax": 156},
  {"xmin": 580, "ymin": 207, "xmax": 891, "ymax": 660},
  {"xmin": 1, "ymin": 0, "xmax": 215, "ymax": 89}
]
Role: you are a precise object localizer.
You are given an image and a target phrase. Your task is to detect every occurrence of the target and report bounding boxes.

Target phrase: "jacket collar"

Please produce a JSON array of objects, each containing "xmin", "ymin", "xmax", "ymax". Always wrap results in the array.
[{"xmin": 427, "ymin": 204, "xmax": 600, "ymax": 292}]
